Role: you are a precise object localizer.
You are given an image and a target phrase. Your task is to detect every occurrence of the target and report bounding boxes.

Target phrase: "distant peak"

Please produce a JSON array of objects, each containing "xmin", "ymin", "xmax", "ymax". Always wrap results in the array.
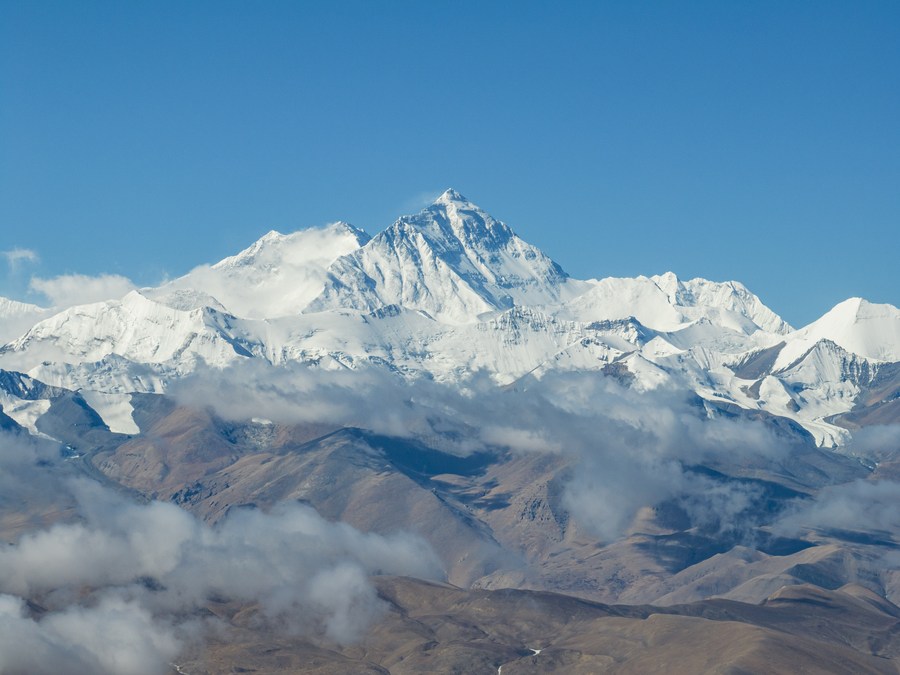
[
  {"xmin": 823, "ymin": 297, "xmax": 897, "ymax": 321},
  {"xmin": 251, "ymin": 222, "xmax": 369, "ymax": 249},
  {"xmin": 819, "ymin": 297, "xmax": 864, "ymax": 318},
  {"xmin": 324, "ymin": 220, "xmax": 370, "ymax": 240}
]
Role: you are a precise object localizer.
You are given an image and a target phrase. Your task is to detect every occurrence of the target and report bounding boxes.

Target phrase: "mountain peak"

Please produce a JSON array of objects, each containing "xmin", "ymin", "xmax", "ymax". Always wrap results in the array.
[
  {"xmin": 325, "ymin": 220, "xmax": 369, "ymax": 237},
  {"xmin": 258, "ymin": 229, "xmax": 284, "ymax": 241},
  {"xmin": 309, "ymin": 192, "xmax": 572, "ymax": 323},
  {"xmin": 434, "ymin": 188, "xmax": 468, "ymax": 205},
  {"xmin": 648, "ymin": 273, "xmax": 791, "ymax": 335},
  {"xmin": 815, "ymin": 297, "xmax": 899, "ymax": 327},
  {"xmin": 0, "ymin": 297, "xmax": 49, "ymax": 344},
  {"xmin": 142, "ymin": 222, "xmax": 371, "ymax": 319},
  {"xmin": 412, "ymin": 189, "xmax": 514, "ymax": 249},
  {"xmin": 213, "ymin": 221, "xmax": 370, "ymax": 271},
  {"xmin": 774, "ymin": 296, "xmax": 900, "ymax": 366},
  {"xmin": 828, "ymin": 297, "xmax": 891, "ymax": 319}
]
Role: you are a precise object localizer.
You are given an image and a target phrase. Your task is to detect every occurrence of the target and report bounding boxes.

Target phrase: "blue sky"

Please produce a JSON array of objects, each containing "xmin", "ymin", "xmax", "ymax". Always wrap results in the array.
[{"xmin": 1, "ymin": 1, "xmax": 898, "ymax": 326}]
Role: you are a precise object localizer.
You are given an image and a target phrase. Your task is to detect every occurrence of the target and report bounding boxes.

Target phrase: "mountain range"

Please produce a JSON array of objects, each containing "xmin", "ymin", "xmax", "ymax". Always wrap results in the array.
[
  {"xmin": 1, "ymin": 189, "xmax": 896, "ymax": 448},
  {"xmin": 1, "ymin": 189, "xmax": 899, "ymax": 673}
]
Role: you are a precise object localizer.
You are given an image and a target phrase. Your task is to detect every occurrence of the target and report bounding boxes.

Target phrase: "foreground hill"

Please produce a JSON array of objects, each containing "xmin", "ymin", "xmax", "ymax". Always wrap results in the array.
[{"xmin": 174, "ymin": 576, "xmax": 900, "ymax": 674}]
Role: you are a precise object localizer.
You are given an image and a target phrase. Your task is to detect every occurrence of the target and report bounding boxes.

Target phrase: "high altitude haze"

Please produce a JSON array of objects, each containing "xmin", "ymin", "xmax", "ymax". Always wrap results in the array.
[{"xmin": 1, "ymin": 2, "xmax": 898, "ymax": 325}]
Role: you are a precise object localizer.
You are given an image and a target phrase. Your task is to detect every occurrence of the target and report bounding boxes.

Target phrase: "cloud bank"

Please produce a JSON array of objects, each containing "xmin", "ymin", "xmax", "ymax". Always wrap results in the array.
[
  {"xmin": 775, "ymin": 478, "xmax": 900, "ymax": 537},
  {"xmin": 849, "ymin": 424, "xmax": 900, "ymax": 460},
  {"xmin": 170, "ymin": 361, "xmax": 799, "ymax": 541},
  {"xmin": 0, "ymin": 431, "xmax": 440, "ymax": 674}
]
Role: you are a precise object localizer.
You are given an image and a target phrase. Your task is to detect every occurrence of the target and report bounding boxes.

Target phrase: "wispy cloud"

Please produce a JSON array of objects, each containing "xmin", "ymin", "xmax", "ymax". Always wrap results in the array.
[
  {"xmin": 29, "ymin": 273, "xmax": 136, "ymax": 309},
  {"xmin": 2, "ymin": 248, "xmax": 39, "ymax": 271},
  {"xmin": 774, "ymin": 479, "xmax": 900, "ymax": 537},
  {"xmin": 396, "ymin": 189, "xmax": 444, "ymax": 215}
]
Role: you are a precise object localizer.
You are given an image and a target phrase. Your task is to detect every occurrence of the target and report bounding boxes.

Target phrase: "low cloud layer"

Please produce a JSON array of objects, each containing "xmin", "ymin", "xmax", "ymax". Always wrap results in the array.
[
  {"xmin": 775, "ymin": 478, "xmax": 900, "ymax": 537},
  {"xmin": 0, "ymin": 431, "xmax": 440, "ymax": 674},
  {"xmin": 2, "ymin": 357, "xmax": 871, "ymax": 671},
  {"xmin": 171, "ymin": 361, "xmax": 798, "ymax": 541},
  {"xmin": 0, "ymin": 594, "xmax": 180, "ymax": 675},
  {"xmin": 850, "ymin": 424, "xmax": 900, "ymax": 460}
]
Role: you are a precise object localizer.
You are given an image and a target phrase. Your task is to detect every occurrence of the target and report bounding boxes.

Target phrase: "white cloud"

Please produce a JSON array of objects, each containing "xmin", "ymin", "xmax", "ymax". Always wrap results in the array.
[
  {"xmin": 850, "ymin": 425, "xmax": 900, "ymax": 460},
  {"xmin": 170, "ymin": 361, "xmax": 797, "ymax": 542},
  {"xmin": 0, "ymin": 594, "xmax": 181, "ymax": 675},
  {"xmin": 774, "ymin": 479, "xmax": 900, "ymax": 536},
  {"xmin": 29, "ymin": 273, "xmax": 136, "ymax": 309},
  {"xmin": 2, "ymin": 247, "xmax": 38, "ymax": 271},
  {"xmin": 0, "ymin": 430, "xmax": 442, "ymax": 674},
  {"xmin": 396, "ymin": 189, "xmax": 444, "ymax": 215}
]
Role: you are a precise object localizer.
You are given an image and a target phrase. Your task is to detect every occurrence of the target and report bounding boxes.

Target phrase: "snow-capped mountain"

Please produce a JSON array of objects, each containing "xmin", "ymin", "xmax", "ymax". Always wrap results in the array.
[
  {"xmin": 0, "ymin": 190, "xmax": 896, "ymax": 447},
  {"xmin": 0, "ymin": 368, "xmax": 67, "ymax": 436},
  {"xmin": 145, "ymin": 221, "xmax": 371, "ymax": 318},
  {"xmin": 652, "ymin": 272, "xmax": 794, "ymax": 336},
  {"xmin": 718, "ymin": 338, "xmax": 879, "ymax": 447},
  {"xmin": 308, "ymin": 189, "xmax": 583, "ymax": 323},
  {"xmin": 774, "ymin": 298, "xmax": 900, "ymax": 369},
  {"xmin": 0, "ymin": 291, "xmax": 261, "ymax": 392},
  {"xmin": 554, "ymin": 273, "xmax": 787, "ymax": 343}
]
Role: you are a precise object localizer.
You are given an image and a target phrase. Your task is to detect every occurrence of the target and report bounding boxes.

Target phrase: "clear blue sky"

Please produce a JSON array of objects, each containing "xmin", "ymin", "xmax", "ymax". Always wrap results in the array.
[{"xmin": 1, "ymin": 1, "xmax": 898, "ymax": 326}]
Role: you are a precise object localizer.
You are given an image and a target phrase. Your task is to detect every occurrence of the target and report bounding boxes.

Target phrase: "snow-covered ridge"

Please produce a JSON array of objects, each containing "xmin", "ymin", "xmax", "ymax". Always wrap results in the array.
[
  {"xmin": 0, "ymin": 297, "xmax": 45, "ymax": 317},
  {"xmin": 774, "ymin": 298, "xmax": 900, "ymax": 368},
  {"xmin": 1, "ymin": 291, "xmax": 259, "ymax": 372},
  {"xmin": 0, "ymin": 296, "xmax": 49, "ymax": 343},
  {"xmin": 0, "ymin": 189, "xmax": 896, "ymax": 447},
  {"xmin": 144, "ymin": 221, "xmax": 371, "ymax": 319},
  {"xmin": 652, "ymin": 272, "xmax": 793, "ymax": 335}
]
